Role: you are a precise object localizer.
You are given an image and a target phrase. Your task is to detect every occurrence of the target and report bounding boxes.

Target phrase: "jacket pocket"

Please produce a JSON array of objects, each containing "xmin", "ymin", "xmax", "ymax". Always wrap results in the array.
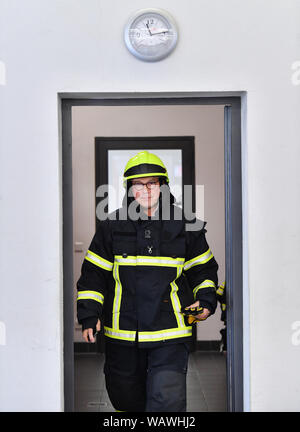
[
  {"xmin": 160, "ymin": 297, "xmax": 174, "ymax": 311},
  {"xmin": 160, "ymin": 234, "xmax": 186, "ymax": 258},
  {"xmin": 112, "ymin": 232, "xmax": 137, "ymax": 256}
]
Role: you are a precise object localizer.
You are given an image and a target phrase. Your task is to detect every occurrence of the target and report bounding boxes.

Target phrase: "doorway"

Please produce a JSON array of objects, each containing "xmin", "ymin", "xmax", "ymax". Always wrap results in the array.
[{"xmin": 61, "ymin": 94, "xmax": 243, "ymax": 412}]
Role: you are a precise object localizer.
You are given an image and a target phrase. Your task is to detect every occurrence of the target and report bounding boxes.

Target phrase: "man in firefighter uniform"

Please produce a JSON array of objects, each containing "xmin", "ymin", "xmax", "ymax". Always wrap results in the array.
[{"xmin": 77, "ymin": 150, "xmax": 218, "ymax": 412}]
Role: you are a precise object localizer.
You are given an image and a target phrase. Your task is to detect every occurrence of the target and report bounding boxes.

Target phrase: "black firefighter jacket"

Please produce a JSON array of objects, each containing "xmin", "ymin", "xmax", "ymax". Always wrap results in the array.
[{"xmin": 77, "ymin": 203, "xmax": 218, "ymax": 348}]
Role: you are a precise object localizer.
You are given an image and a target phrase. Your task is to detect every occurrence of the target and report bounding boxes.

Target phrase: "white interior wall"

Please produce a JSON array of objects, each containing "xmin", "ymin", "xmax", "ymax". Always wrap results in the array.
[
  {"xmin": 71, "ymin": 104, "xmax": 225, "ymax": 343},
  {"xmin": 1, "ymin": 0, "xmax": 300, "ymax": 412}
]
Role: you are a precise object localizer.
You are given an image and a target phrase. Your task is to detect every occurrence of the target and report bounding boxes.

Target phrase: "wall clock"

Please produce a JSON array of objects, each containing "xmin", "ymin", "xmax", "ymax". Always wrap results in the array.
[{"xmin": 124, "ymin": 8, "xmax": 178, "ymax": 62}]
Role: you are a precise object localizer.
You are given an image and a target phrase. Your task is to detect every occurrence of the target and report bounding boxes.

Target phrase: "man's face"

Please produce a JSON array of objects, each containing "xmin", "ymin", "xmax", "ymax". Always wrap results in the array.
[{"xmin": 131, "ymin": 176, "xmax": 161, "ymax": 210}]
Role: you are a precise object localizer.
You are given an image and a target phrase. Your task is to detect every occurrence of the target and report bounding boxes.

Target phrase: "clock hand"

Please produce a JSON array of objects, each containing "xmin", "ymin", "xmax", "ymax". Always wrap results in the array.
[
  {"xmin": 149, "ymin": 29, "xmax": 169, "ymax": 35},
  {"xmin": 145, "ymin": 23, "xmax": 152, "ymax": 36}
]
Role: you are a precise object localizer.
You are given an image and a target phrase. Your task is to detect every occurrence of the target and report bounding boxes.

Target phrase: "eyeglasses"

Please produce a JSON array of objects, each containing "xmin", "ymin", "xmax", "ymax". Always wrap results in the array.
[{"xmin": 131, "ymin": 180, "xmax": 160, "ymax": 191}]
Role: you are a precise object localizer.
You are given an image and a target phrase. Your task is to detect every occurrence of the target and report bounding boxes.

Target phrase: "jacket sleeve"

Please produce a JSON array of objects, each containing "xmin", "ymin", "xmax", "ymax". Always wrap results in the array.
[
  {"xmin": 76, "ymin": 218, "xmax": 114, "ymax": 331},
  {"xmin": 184, "ymin": 223, "xmax": 218, "ymax": 314}
]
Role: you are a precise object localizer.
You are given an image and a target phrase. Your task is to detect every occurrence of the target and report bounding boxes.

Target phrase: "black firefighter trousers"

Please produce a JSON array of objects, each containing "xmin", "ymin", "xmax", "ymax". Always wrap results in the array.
[{"xmin": 103, "ymin": 338, "xmax": 190, "ymax": 412}]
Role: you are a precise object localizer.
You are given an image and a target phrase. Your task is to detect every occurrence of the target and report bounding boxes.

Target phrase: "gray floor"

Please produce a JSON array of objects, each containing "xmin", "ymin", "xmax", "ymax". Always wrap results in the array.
[{"xmin": 74, "ymin": 350, "xmax": 227, "ymax": 412}]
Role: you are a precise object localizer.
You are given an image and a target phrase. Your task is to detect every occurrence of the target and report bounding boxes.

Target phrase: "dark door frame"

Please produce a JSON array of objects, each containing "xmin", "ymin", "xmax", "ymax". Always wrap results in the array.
[
  {"xmin": 60, "ymin": 93, "xmax": 244, "ymax": 412},
  {"xmin": 94, "ymin": 136, "xmax": 196, "ymax": 218}
]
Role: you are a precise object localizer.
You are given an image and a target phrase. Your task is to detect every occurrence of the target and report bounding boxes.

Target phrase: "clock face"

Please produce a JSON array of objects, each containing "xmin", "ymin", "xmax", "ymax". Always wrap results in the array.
[{"xmin": 124, "ymin": 9, "xmax": 178, "ymax": 62}]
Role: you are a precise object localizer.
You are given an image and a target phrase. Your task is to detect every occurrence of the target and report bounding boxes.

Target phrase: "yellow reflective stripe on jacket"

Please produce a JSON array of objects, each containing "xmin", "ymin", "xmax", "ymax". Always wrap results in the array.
[
  {"xmin": 112, "ymin": 263, "xmax": 122, "ymax": 330},
  {"xmin": 85, "ymin": 250, "xmax": 113, "ymax": 271},
  {"xmin": 170, "ymin": 280, "xmax": 186, "ymax": 328},
  {"xmin": 170, "ymin": 266, "xmax": 187, "ymax": 329},
  {"xmin": 114, "ymin": 255, "xmax": 185, "ymax": 267},
  {"xmin": 104, "ymin": 326, "xmax": 136, "ymax": 342},
  {"xmin": 77, "ymin": 290, "xmax": 104, "ymax": 305},
  {"xmin": 193, "ymin": 279, "xmax": 216, "ymax": 297},
  {"xmin": 216, "ymin": 282, "xmax": 225, "ymax": 296},
  {"xmin": 104, "ymin": 326, "xmax": 192, "ymax": 342},
  {"xmin": 183, "ymin": 248, "xmax": 213, "ymax": 271},
  {"xmin": 138, "ymin": 327, "xmax": 192, "ymax": 342}
]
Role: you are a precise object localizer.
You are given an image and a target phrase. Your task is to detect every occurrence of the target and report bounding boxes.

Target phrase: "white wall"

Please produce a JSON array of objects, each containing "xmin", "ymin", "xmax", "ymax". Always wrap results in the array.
[{"xmin": 0, "ymin": 0, "xmax": 300, "ymax": 412}]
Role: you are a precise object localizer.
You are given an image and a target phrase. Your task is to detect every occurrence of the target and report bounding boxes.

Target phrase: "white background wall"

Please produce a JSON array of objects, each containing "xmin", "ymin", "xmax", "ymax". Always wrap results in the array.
[{"xmin": 1, "ymin": 0, "xmax": 300, "ymax": 412}]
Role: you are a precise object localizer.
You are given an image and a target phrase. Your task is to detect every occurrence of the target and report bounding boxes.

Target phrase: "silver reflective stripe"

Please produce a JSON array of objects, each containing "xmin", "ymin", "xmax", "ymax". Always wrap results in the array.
[
  {"xmin": 170, "ymin": 268, "xmax": 186, "ymax": 328},
  {"xmin": 104, "ymin": 326, "xmax": 136, "ymax": 341},
  {"xmin": 115, "ymin": 255, "xmax": 185, "ymax": 267},
  {"xmin": 112, "ymin": 263, "xmax": 122, "ymax": 330},
  {"xmin": 85, "ymin": 250, "xmax": 113, "ymax": 271},
  {"xmin": 170, "ymin": 281, "xmax": 183, "ymax": 314},
  {"xmin": 193, "ymin": 279, "xmax": 216, "ymax": 296},
  {"xmin": 115, "ymin": 257, "xmax": 137, "ymax": 265},
  {"xmin": 216, "ymin": 282, "xmax": 225, "ymax": 295},
  {"xmin": 138, "ymin": 328, "xmax": 192, "ymax": 342},
  {"xmin": 184, "ymin": 249, "xmax": 213, "ymax": 271},
  {"xmin": 77, "ymin": 290, "xmax": 104, "ymax": 305}
]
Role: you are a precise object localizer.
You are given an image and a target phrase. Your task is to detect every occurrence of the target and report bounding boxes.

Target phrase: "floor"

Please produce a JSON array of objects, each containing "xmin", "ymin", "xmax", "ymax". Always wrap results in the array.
[{"xmin": 74, "ymin": 350, "xmax": 227, "ymax": 412}]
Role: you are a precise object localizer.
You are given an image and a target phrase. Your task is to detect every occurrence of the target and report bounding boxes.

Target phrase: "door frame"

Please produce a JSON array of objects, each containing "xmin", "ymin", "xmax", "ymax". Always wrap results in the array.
[
  {"xmin": 60, "ymin": 92, "xmax": 245, "ymax": 412},
  {"xmin": 94, "ymin": 135, "xmax": 196, "ymax": 224}
]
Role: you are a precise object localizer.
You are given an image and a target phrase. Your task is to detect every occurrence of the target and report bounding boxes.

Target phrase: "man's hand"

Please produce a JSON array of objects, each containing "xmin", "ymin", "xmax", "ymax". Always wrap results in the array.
[
  {"xmin": 185, "ymin": 301, "xmax": 210, "ymax": 321},
  {"xmin": 82, "ymin": 319, "xmax": 101, "ymax": 343}
]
